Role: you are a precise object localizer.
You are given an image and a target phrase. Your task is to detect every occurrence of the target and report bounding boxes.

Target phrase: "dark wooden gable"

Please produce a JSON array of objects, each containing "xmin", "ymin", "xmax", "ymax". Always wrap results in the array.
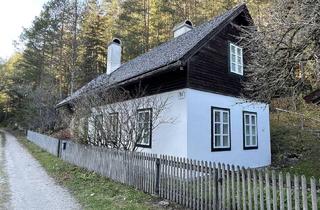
[
  {"xmin": 121, "ymin": 66, "xmax": 187, "ymax": 96},
  {"xmin": 186, "ymin": 11, "xmax": 251, "ymax": 97}
]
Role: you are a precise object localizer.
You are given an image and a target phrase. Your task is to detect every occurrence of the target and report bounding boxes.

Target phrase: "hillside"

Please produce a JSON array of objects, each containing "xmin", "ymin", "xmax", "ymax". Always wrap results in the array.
[{"xmin": 270, "ymin": 107, "xmax": 320, "ymax": 179}]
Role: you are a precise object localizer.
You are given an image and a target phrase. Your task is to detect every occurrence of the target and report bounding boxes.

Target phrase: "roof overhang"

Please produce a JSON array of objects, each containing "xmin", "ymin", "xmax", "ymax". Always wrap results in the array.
[{"xmin": 55, "ymin": 60, "xmax": 183, "ymax": 109}]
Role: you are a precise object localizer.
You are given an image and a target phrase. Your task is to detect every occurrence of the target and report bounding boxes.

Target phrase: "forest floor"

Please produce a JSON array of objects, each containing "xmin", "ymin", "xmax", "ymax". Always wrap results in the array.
[
  {"xmin": 270, "ymin": 114, "xmax": 320, "ymax": 179},
  {"xmin": 14, "ymin": 132, "xmax": 181, "ymax": 210}
]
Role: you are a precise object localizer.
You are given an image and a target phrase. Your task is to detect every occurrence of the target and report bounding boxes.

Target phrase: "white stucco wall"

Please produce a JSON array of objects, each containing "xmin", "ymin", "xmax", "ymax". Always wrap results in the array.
[
  {"xmin": 138, "ymin": 89, "xmax": 188, "ymax": 157},
  {"xmin": 89, "ymin": 89, "xmax": 188, "ymax": 157},
  {"xmin": 186, "ymin": 89, "xmax": 271, "ymax": 168},
  {"xmin": 88, "ymin": 88, "xmax": 271, "ymax": 168}
]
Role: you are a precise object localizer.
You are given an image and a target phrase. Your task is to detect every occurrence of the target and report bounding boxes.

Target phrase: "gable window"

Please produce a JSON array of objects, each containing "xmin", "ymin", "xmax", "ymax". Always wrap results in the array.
[
  {"xmin": 229, "ymin": 43, "xmax": 243, "ymax": 75},
  {"xmin": 211, "ymin": 107, "xmax": 231, "ymax": 151},
  {"xmin": 243, "ymin": 112, "xmax": 258, "ymax": 149},
  {"xmin": 136, "ymin": 108, "xmax": 152, "ymax": 148}
]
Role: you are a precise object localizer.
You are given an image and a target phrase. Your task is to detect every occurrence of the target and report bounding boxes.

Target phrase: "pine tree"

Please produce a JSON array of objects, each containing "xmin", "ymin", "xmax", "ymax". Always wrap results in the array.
[{"xmin": 78, "ymin": 0, "xmax": 108, "ymax": 85}]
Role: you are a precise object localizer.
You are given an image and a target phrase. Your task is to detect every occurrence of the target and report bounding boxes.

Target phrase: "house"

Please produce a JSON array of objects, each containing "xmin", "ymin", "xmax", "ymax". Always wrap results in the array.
[{"xmin": 57, "ymin": 4, "xmax": 271, "ymax": 168}]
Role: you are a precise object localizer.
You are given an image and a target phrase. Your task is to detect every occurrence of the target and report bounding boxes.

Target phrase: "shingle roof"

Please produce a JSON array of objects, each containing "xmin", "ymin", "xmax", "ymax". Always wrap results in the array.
[{"xmin": 57, "ymin": 3, "xmax": 246, "ymax": 107}]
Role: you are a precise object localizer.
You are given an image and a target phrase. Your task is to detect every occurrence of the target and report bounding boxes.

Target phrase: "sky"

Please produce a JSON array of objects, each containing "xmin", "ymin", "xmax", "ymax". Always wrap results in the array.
[{"xmin": 0, "ymin": 0, "xmax": 48, "ymax": 60}]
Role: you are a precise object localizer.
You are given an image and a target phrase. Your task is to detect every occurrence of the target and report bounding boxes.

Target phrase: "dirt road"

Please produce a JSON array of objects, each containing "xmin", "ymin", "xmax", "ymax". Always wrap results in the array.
[{"xmin": 0, "ymin": 131, "xmax": 81, "ymax": 210}]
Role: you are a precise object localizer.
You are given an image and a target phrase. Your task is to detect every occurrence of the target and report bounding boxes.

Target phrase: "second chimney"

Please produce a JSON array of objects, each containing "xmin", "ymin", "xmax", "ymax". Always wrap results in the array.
[
  {"xmin": 172, "ymin": 20, "xmax": 193, "ymax": 38},
  {"xmin": 107, "ymin": 38, "xmax": 122, "ymax": 75}
]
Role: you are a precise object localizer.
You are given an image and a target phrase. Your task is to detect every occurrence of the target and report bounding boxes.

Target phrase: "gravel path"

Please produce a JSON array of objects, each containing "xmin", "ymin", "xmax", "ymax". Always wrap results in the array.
[{"xmin": 2, "ymin": 131, "xmax": 81, "ymax": 210}]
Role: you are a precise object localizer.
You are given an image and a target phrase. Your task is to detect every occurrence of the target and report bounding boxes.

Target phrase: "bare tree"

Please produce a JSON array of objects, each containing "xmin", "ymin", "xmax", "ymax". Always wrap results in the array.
[
  {"xmin": 65, "ymin": 87, "xmax": 174, "ymax": 151},
  {"xmin": 239, "ymin": 0, "xmax": 320, "ymax": 104}
]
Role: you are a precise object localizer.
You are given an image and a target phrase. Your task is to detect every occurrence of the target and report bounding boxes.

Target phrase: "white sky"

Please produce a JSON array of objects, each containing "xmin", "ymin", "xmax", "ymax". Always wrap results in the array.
[{"xmin": 0, "ymin": 0, "xmax": 48, "ymax": 59}]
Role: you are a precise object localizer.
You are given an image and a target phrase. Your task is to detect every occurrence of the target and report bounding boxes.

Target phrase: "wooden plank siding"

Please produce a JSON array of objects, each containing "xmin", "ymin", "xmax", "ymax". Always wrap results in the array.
[
  {"xmin": 187, "ymin": 16, "xmax": 248, "ymax": 97},
  {"xmin": 121, "ymin": 66, "xmax": 188, "ymax": 96},
  {"xmin": 119, "ymin": 13, "xmax": 250, "ymax": 99}
]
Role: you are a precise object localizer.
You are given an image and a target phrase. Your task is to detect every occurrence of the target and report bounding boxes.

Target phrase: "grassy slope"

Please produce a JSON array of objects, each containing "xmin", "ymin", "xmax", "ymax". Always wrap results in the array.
[
  {"xmin": 0, "ymin": 132, "xmax": 11, "ymax": 209},
  {"xmin": 17, "ymin": 135, "xmax": 175, "ymax": 210},
  {"xmin": 270, "ymin": 115, "xmax": 320, "ymax": 179}
]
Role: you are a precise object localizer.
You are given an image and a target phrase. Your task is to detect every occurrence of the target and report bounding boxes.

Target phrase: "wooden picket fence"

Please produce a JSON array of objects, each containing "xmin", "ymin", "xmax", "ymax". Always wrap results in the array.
[
  {"xmin": 157, "ymin": 155, "xmax": 319, "ymax": 210},
  {"xmin": 65, "ymin": 146, "xmax": 319, "ymax": 210},
  {"xmin": 26, "ymin": 131, "xmax": 320, "ymax": 209},
  {"xmin": 100, "ymin": 151, "xmax": 319, "ymax": 210}
]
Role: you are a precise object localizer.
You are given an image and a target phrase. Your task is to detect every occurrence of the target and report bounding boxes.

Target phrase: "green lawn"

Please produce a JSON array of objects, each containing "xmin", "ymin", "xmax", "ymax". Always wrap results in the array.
[{"xmin": 17, "ymin": 135, "xmax": 177, "ymax": 210}]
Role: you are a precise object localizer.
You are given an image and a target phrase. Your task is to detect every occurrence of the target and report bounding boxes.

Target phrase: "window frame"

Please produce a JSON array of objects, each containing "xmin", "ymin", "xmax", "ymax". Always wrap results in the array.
[
  {"xmin": 108, "ymin": 112, "xmax": 119, "ymax": 141},
  {"xmin": 229, "ymin": 42, "xmax": 243, "ymax": 76},
  {"xmin": 136, "ymin": 108, "xmax": 152, "ymax": 148},
  {"xmin": 94, "ymin": 114, "xmax": 103, "ymax": 146},
  {"xmin": 243, "ymin": 111, "xmax": 258, "ymax": 150},
  {"xmin": 211, "ymin": 107, "xmax": 231, "ymax": 152}
]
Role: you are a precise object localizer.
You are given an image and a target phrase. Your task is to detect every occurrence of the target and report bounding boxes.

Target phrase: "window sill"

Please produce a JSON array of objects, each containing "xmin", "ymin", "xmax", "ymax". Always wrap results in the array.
[
  {"xmin": 136, "ymin": 143, "xmax": 152, "ymax": 149},
  {"xmin": 211, "ymin": 147, "xmax": 231, "ymax": 152},
  {"xmin": 243, "ymin": 146, "xmax": 258, "ymax": 150}
]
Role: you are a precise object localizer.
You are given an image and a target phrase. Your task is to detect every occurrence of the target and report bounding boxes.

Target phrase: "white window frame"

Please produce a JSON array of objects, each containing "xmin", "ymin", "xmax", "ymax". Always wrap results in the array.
[
  {"xmin": 229, "ymin": 43, "xmax": 243, "ymax": 75},
  {"xmin": 243, "ymin": 112, "xmax": 258, "ymax": 149},
  {"xmin": 211, "ymin": 107, "xmax": 231, "ymax": 151},
  {"xmin": 136, "ymin": 108, "xmax": 152, "ymax": 147}
]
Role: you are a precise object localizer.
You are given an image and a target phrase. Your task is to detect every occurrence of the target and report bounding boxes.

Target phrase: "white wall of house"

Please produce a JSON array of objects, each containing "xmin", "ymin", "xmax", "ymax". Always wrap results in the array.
[
  {"xmin": 139, "ymin": 89, "xmax": 188, "ymax": 157},
  {"xmin": 88, "ymin": 89, "xmax": 189, "ymax": 157},
  {"xmin": 88, "ymin": 88, "xmax": 271, "ymax": 168},
  {"xmin": 186, "ymin": 88, "xmax": 271, "ymax": 168}
]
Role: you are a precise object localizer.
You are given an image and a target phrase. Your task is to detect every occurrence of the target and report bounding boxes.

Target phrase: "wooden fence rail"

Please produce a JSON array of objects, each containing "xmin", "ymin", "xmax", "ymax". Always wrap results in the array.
[{"xmin": 27, "ymin": 131, "xmax": 319, "ymax": 210}]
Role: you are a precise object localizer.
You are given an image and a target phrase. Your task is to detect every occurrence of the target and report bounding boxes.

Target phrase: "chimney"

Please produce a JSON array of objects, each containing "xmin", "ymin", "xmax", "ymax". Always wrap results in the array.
[
  {"xmin": 172, "ymin": 20, "xmax": 193, "ymax": 38},
  {"xmin": 107, "ymin": 38, "xmax": 122, "ymax": 75}
]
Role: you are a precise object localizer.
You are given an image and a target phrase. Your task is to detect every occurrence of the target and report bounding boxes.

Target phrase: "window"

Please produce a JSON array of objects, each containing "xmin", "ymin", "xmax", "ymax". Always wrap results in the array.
[
  {"xmin": 229, "ymin": 43, "xmax": 243, "ymax": 75},
  {"xmin": 211, "ymin": 107, "xmax": 231, "ymax": 151},
  {"xmin": 136, "ymin": 108, "xmax": 152, "ymax": 148},
  {"xmin": 243, "ymin": 112, "xmax": 258, "ymax": 149},
  {"xmin": 94, "ymin": 114, "xmax": 103, "ymax": 146},
  {"xmin": 108, "ymin": 112, "xmax": 119, "ymax": 141}
]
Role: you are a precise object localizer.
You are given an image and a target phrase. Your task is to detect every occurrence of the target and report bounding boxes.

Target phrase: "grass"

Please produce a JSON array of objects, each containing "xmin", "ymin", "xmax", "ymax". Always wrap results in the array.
[
  {"xmin": 0, "ymin": 132, "xmax": 11, "ymax": 209},
  {"xmin": 270, "ymin": 113, "xmax": 320, "ymax": 180},
  {"xmin": 16, "ymin": 134, "xmax": 174, "ymax": 210}
]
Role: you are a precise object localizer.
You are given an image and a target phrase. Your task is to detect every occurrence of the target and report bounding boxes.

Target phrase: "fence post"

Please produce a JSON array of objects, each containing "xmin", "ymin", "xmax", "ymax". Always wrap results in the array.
[
  {"xmin": 311, "ymin": 177, "xmax": 318, "ymax": 210},
  {"xmin": 57, "ymin": 139, "xmax": 61, "ymax": 158},
  {"xmin": 155, "ymin": 158, "xmax": 160, "ymax": 195}
]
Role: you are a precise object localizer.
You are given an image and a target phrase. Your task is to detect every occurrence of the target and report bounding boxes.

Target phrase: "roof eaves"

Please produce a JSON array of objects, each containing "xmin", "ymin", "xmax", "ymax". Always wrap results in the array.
[{"xmin": 55, "ymin": 60, "xmax": 182, "ymax": 108}]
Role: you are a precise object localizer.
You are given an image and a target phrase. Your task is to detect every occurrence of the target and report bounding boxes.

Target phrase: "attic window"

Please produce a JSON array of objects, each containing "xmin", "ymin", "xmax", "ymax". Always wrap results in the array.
[{"xmin": 229, "ymin": 43, "xmax": 243, "ymax": 75}]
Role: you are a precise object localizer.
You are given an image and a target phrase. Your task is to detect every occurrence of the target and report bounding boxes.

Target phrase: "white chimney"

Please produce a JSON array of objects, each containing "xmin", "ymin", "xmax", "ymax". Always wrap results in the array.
[
  {"xmin": 172, "ymin": 20, "xmax": 193, "ymax": 38},
  {"xmin": 107, "ymin": 38, "xmax": 122, "ymax": 75}
]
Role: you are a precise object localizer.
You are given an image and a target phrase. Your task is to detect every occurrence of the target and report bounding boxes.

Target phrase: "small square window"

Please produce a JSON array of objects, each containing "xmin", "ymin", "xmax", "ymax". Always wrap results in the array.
[{"xmin": 229, "ymin": 43, "xmax": 243, "ymax": 75}]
